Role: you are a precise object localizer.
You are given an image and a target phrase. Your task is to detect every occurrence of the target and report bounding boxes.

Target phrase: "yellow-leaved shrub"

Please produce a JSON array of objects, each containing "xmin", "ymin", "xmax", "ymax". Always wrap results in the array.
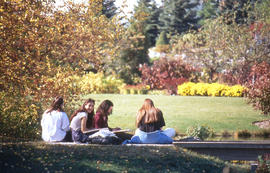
[
  {"xmin": 79, "ymin": 72, "xmax": 124, "ymax": 94},
  {"xmin": 39, "ymin": 71, "xmax": 125, "ymax": 117},
  {"xmin": 0, "ymin": 92, "xmax": 42, "ymax": 139},
  {"xmin": 225, "ymin": 85, "xmax": 245, "ymax": 97},
  {"xmin": 119, "ymin": 84, "xmax": 149, "ymax": 95},
  {"xmin": 177, "ymin": 82, "xmax": 245, "ymax": 97},
  {"xmin": 177, "ymin": 82, "xmax": 196, "ymax": 96},
  {"xmin": 42, "ymin": 72, "xmax": 124, "ymax": 95}
]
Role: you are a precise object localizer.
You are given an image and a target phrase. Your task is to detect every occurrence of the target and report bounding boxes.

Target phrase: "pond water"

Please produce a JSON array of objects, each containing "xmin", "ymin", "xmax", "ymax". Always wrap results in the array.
[
  {"xmin": 175, "ymin": 133, "xmax": 270, "ymax": 141},
  {"xmin": 207, "ymin": 136, "xmax": 270, "ymax": 141}
]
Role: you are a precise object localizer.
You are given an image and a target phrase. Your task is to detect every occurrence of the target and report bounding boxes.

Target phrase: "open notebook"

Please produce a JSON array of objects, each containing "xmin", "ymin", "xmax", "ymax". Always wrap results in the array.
[{"xmin": 83, "ymin": 128, "xmax": 131, "ymax": 134}]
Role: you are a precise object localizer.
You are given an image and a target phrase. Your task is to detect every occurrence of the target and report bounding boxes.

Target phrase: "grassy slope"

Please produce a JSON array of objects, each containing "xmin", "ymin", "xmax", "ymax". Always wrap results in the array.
[
  {"xmin": 80, "ymin": 94, "xmax": 265, "ymax": 133},
  {"xmin": 0, "ymin": 142, "xmax": 249, "ymax": 173}
]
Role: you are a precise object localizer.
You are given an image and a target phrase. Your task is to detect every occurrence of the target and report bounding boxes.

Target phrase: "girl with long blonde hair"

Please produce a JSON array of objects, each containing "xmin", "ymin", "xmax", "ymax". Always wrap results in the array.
[
  {"xmin": 132, "ymin": 98, "xmax": 175, "ymax": 144},
  {"xmin": 136, "ymin": 99, "xmax": 165, "ymax": 132}
]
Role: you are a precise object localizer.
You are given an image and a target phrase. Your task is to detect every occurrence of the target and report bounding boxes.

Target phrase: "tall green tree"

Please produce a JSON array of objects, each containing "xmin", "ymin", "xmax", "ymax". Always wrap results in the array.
[
  {"xmin": 159, "ymin": 0, "xmax": 200, "ymax": 36},
  {"xmin": 144, "ymin": 1, "xmax": 162, "ymax": 47},
  {"xmin": 198, "ymin": 0, "xmax": 258, "ymax": 25},
  {"xmin": 102, "ymin": 0, "xmax": 117, "ymax": 18},
  {"xmin": 218, "ymin": 0, "xmax": 258, "ymax": 24},
  {"xmin": 198, "ymin": 0, "xmax": 219, "ymax": 25},
  {"xmin": 114, "ymin": 0, "xmax": 152, "ymax": 84}
]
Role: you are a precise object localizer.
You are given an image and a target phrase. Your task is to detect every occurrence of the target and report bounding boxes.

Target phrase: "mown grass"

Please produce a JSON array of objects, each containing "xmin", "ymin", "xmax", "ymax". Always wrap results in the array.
[
  {"xmin": 0, "ymin": 142, "xmax": 250, "ymax": 173},
  {"xmin": 79, "ymin": 94, "xmax": 265, "ymax": 134},
  {"xmin": 1, "ymin": 95, "xmax": 262, "ymax": 172}
]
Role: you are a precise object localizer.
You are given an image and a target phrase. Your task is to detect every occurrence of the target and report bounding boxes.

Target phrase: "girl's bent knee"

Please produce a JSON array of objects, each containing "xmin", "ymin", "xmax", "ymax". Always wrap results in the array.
[{"xmin": 163, "ymin": 128, "xmax": 176, "ymax": 138}]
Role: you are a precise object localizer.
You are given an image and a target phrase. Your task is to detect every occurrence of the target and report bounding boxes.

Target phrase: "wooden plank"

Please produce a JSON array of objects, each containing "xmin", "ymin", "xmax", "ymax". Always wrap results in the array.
[{"xmin": 173, "ymin": 141, "xmax": 270, "ymax": 161}]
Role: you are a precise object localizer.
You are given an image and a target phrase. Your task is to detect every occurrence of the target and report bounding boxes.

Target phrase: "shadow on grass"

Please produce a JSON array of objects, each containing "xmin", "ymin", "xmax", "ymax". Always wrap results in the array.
[{"xmin": 0, "ymin": 142, "xmax": 249, "ymax": 173}]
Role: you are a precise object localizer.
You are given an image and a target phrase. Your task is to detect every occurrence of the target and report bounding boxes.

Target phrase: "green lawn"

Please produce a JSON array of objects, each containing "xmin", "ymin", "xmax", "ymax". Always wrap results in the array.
[
  {"xmin": 0, "ymin": 142, "xmax": 249, "ymax": 173},
  {"xmin": 80, "ymin": 94, "xmax": 265, "ymax": 134},
  {"xmin": 2, "ymin": 95, "xmax": 262, "ymax": 173}
]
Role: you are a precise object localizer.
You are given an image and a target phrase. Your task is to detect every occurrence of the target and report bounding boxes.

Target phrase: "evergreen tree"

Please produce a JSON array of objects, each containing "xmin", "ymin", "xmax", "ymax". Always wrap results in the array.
[
  {"xmin": 218, "ymin": 0, "xmax": 258, "ymax": 24},
  {"xmin": 144, "ymin": 1, "xmax": 162, "ymax": 47},
  {"xmin": 198, "ymin": 0, "xmax": 219, "ymax": 25},
  {"xmin": 198, "ymin": 0, "xmax": 258, "ymax": 25},
  {"xmin": 116, "ymin": 0, "xmax": 152, "ymax": 84},
  {"xmin": 154, "ymin": 30, "xmax": 170, "ymax": 53},
  {"xmin": 156, "ymin": 31, "xmax": 169, "ymax": 46},
  {"xmin": 102, "ymin": 0, "xmax": 117, "ymax": 18},
  {"xmin": 159, "ymin": 0, "xmax": 200, "ymax": 36}
]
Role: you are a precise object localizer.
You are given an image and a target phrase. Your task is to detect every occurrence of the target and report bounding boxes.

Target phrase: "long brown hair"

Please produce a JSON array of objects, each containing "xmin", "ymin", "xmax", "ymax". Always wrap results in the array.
[
  {"xmin": 96, "ymin": 100, "xmax": 113, "ymax": 117},
  {"xmin": 46, "ymin": 96, "xmax": 64, "ymax": 113},
  {"xmin": 70, "ymin": 98, "xmax": 95, "ymax": 128},
  {"xmin": 136, "ymin": 98, "xmax": 162, "ymax": 127}
]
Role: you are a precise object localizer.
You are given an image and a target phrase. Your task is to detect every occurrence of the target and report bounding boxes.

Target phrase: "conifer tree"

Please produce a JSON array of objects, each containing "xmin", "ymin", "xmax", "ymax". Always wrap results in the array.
[
  {"xmin": 159, "ymin": 0, "xmax": 200, "ymax": 36},
  {"xmin": 102, "ymin": 0, "xmax": 117, "ymax": 19},
  {"xmin": 115, "ymin": 0, "xmax": 152, "ymax": 84},
  {"xmin": 198, "ymin": 0, "xmax": 219, "ymax": 25},
  {"xmin": 218, "ymin": 0, "xmax": 257, "ymax": 24},
  {"xmin": 156, "ymin": 31, "xmax": 169, "ymax": 46},
  {"xmin": 144, "ymin": 1, "xmax": 162, "ymax": 47}
]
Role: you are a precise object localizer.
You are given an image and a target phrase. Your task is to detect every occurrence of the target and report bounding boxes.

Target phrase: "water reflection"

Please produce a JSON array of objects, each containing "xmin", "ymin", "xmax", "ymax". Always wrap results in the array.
[{"xmin": 207, "ymin": 135, "xmax": 270, "ymax": 141}]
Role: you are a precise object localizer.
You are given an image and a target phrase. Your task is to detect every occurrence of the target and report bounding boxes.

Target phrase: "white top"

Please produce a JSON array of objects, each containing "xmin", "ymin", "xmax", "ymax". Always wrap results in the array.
[
  {"xmin": 41, "ymin": 110, "xmax": 70, "ymax": 142},
  {"xmin": 70, "ymin": 112, "xmax": 87, "ymax": 131}
]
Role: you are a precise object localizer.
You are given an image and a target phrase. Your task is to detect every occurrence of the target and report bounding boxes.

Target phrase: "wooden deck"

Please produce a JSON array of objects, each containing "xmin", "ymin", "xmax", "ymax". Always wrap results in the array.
[{"xmin": 173, "ymin": 140, "xmax": 270, "ymax": 161}]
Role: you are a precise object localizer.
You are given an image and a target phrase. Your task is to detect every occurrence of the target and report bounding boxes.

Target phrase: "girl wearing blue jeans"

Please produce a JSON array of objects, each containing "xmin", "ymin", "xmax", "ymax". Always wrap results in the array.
[{"xmin": 126, "ymin": 98, "xmax": 175, "ymax": 144}]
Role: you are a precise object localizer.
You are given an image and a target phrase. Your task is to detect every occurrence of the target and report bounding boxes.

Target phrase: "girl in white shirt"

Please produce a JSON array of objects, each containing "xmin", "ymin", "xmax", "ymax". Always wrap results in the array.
[
  {"xmin": 41, "ymin": 96, "xmax": 70, "ymax": 142},
  {"xmin": 70, "ymin": 98, "xmax": 95, "ymax": 143}
]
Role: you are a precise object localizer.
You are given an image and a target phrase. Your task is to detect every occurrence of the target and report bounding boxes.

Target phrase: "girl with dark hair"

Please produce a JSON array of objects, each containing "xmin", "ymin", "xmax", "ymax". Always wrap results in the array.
[
  {"xmin": 41, "ymin": 96, "xmax": 70, "ymax": 142},
  {"xmin": 94, "ymin": 100, "xmax": 114, "ymax": 129},
  {"xmin": 91, "ymin": 100, "xmax": 126, "ymax": 144},
  {"xmin": 70, "ymin": 98, "xmax": 95, "ymax": 143}
]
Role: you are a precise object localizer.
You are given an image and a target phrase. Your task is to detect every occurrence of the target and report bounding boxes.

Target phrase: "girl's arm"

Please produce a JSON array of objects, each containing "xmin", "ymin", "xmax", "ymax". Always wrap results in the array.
[
  {"xmin": 81, "ymin": 117, "xmax": 89, "ymax": 133},
  {"xmin": 61, "ymin": 113, "xmax": 70, "ymax": 131},
  {"xmin": 157, "ymin": 109, "xmax": 165, "ymax": 130}
]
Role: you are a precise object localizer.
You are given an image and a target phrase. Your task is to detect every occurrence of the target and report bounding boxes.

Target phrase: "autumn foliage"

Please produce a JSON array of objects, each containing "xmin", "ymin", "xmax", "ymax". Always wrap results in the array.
[
  {"xmin": 0, "ymin": 0, "xmax": 123, "ymax": 139},
  {"xmin": 245, "ymin": 62, "xmax": 270, "ymax": 115},
  {"xmin": 139, "ymin": 58, "xmax": 194, "ymax": 94}
]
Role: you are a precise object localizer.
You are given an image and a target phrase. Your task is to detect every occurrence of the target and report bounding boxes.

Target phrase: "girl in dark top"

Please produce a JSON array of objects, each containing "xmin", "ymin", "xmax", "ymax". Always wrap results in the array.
[
  {"xmin": 132, "ymin": 98, "xmax": 175, "ymax": 144},
  {"xmin": 94, "ymin": 100, "xmax": 126, "ymax": 133},
  {"xmin": 94, "ymin": 100, "xmax": 114, "ymax": 129},
  {"xmin": 93, "ymin": 100, "xmax": 127, "ymax": 143},
  {"xmin": 136, "ymin": 98, "xmax": 165, "ymax": 132}
]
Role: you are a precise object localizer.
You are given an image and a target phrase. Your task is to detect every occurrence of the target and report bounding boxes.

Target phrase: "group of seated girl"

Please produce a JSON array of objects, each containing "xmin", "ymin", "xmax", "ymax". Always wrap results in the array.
[{"xmin": 41, "ymin": 97, "xmax": 175, "ymax": 144}]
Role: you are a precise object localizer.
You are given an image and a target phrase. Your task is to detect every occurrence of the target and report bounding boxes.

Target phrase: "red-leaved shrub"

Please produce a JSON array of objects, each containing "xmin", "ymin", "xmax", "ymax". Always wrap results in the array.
[
  {"xmin": 219, "ymin": 62, "xmax": 252, "ymax": 85},
  {"xmin": 245, "ymin": 61, "xmax": 270, "ymax": 115},
  {"xmin": 139, "ymin": 58, "xmax": 194, "ymax": 94}
]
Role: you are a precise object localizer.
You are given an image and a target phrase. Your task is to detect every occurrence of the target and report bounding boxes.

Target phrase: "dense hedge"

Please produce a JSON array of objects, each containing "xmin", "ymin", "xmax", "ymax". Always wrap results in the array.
[
  {"xmin": 177, "ymin": 82, "xmax": 245, "ymax": 97},
  {"xmin": 119, "ymin": 84, "xmax": 149, "ymax": 95},
  {"xmin": 245, "ymin": 62, "xmax": 270, "ymax": 115},
  {"xmin": 79, "ymin": 73, "xmax": 124, "ymax": 94}
]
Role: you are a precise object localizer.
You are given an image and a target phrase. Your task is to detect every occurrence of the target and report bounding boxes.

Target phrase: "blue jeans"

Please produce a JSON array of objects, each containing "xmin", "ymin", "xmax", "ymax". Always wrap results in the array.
[
  {"xmin": 126, "ymin": 128, "xmax": 175, "ymax": 144},
  {"xmin": 71, "ymin": 129, "xmax": 89, "ymax": 143}
]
